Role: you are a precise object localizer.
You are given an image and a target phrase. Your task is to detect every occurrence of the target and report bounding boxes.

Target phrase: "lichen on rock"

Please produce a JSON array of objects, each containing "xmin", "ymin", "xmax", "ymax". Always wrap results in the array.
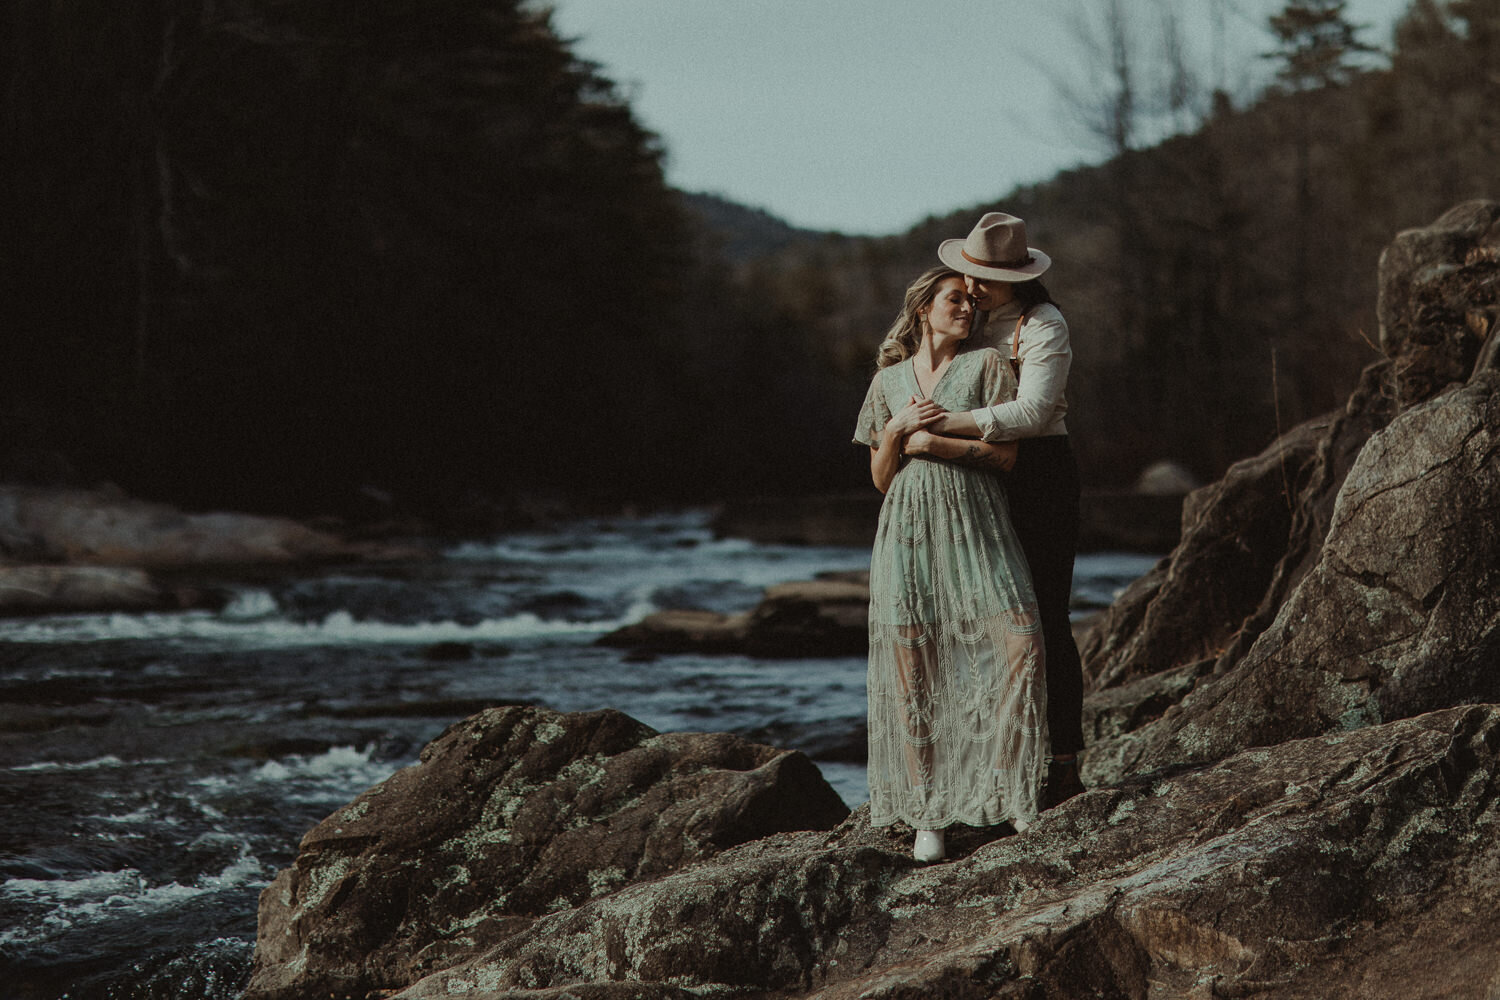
[{"xmin": 245, "ymin": 705, "xmax": 848, "ymax": 1000}]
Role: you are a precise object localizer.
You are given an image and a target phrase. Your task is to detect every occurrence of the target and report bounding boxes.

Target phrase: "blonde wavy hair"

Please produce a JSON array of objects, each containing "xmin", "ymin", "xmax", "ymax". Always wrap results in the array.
[{"xmin": 875, "ymin": 267, "xmax": 965, "ymax": 369}]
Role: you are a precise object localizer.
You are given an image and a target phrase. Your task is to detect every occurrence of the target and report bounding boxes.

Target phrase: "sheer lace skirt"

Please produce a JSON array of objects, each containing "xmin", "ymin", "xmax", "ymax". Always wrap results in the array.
[{"xmin": 866, "ymin": 459, "xmax": 1048, "ymax": 830}]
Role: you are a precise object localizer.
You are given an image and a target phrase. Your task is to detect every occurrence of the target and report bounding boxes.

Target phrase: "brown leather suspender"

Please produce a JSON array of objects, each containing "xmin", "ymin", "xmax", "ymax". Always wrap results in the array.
[{"xmin": 1008, "ymin": 312, "xmax": 1026, "ymax": 379}]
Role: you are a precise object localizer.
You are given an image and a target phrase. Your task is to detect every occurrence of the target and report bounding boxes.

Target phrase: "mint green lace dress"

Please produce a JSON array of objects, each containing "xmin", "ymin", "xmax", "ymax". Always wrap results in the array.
[{"xmin": 853, "ymin": 348, "xmax": 1047, "ymax": 830}]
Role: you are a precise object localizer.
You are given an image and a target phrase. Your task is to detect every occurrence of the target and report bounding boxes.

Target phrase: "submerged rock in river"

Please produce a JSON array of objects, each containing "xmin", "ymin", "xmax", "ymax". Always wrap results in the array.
[{"xmin": 598, "ymin": 578, "xmax": 869, "ymax": 658}]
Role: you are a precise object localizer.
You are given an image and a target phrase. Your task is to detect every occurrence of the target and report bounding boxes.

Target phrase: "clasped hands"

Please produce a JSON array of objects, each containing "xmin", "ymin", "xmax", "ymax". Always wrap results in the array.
[{"xmin": 883, "ymin": 395, "xmax": 1019, "ymax": 472}]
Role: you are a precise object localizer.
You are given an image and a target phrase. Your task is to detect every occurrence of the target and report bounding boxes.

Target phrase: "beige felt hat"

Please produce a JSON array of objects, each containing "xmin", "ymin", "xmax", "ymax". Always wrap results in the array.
[{"xmin": 938, "ymin": 212, "xmax": 1052, "ymax": 281}]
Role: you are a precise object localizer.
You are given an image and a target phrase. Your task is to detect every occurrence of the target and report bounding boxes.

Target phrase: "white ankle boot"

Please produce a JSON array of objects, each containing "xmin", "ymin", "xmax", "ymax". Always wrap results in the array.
[{"xmin": 912, "ymin": 829, "xmax": 945, "ymax": 862}]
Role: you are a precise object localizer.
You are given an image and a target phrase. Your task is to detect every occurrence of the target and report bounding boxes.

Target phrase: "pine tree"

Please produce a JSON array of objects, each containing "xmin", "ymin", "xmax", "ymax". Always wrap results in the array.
[
  {"xmin": 1267, "ymin": 0, "xmax": 1379, "ymax": 91},
  {"xmin": 1262, "ymin": 1, "xmax": 1378, "ymax": 346}
]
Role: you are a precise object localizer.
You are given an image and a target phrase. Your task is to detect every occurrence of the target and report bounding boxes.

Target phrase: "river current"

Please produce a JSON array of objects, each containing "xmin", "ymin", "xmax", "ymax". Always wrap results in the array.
[{"xmin": 0, "ymin": 510, "xmax": 1157, "ymax": 999}]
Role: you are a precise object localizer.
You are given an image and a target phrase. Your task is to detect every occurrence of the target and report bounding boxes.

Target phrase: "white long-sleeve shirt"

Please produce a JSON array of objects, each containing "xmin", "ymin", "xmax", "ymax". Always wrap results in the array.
[{"xmin": 971, "ymin": 301, "xmax": 1070, "ymax": 441}]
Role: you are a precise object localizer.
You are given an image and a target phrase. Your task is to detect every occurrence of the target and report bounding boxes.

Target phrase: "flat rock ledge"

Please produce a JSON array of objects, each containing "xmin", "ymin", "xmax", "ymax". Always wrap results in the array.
[
  {"xmin": 598, "ymin": 578, "xmax": 870, "ymax": 658},
  {"xmin": 247, "ymin": 703, "xmax": 1500, "ymax": 999}
]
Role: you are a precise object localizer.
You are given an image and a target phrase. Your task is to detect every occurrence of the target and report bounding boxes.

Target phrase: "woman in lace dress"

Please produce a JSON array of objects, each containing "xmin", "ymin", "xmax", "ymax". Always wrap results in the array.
[{"xmin": 854, "ymin": 267, "xmax": 1047, "ymax": 862}]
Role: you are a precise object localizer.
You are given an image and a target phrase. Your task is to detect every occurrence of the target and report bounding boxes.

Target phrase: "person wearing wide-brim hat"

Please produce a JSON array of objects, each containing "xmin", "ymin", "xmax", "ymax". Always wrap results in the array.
[{"xmin": 925, "ymin": 211, "xmax": 1085, "ymax": 809}]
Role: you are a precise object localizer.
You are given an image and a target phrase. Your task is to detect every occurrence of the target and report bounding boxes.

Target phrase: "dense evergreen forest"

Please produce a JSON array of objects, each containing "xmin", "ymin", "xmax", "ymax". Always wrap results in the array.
[{"xmin": 1, "ymin": 0, "xmax": 1496, "ymax": 521}]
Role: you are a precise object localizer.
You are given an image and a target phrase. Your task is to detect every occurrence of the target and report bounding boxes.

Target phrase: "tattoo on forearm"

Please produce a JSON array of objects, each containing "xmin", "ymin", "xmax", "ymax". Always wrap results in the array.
[{"xmin": 963, "ymin": 444, "xmax": 1003, "ymax": 469}]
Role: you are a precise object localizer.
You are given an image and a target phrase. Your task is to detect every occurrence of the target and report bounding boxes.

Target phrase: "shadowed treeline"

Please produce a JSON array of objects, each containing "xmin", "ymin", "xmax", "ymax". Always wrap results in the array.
[
  {"xmin": 0, "ymin": 0, "xmax": 841, "ymax": 519},
  {"xmin": 1, "ymin": 0, "xmax": 1496, "ymax": 520}
]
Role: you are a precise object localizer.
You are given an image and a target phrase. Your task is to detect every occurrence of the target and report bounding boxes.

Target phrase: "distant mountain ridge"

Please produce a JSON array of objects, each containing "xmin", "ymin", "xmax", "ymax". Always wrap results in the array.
[{"xmin": 678, "ymin": 190, "xmax": 838, "ymax": 261}]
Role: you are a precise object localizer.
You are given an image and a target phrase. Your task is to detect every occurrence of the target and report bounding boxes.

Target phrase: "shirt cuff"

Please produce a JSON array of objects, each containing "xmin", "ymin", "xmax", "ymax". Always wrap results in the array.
[{"xmin": 972, "ymin": 407, "xmax": 1001, "ymax": 442}]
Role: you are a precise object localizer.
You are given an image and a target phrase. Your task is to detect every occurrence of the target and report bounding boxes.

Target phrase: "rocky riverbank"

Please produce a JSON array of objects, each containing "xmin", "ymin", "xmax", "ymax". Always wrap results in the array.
[
  {"xmin": 0, "ymin": 484, "xmax": 426, "ymax": 615},
  {"xmin": 244, "ymin": 203, "xmax": 1500, "ymax": 999}
]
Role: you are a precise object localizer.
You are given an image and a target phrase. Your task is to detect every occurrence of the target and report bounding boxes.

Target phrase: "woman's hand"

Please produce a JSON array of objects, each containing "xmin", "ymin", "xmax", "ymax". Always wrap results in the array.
[
  {"xmin": 905, "ymin": 429, "xmax": 936, "ymax": 455},
  {"xmin": 872, "ymin": 397, "xmax": 943, "ymax": 494},
  {"xmin": 884, "ymin": 396, "xmax": 945, "ymax": 438}
]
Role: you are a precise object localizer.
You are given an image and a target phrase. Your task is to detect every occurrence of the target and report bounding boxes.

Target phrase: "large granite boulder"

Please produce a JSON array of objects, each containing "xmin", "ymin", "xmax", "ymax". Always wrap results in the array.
[
  {"xmin": 1079, "ymin": 411, "xmax": 1331, "ymax": 692},
  {"xmin": 1079, "ymin": 358, "xmax": 1401, "ymax": 741},
  {"xmin": 1377, "ymin": 199, "xmax": 1500, "ymax": 406},
  {"xmin": 245, "ymin": 705, "xmax": 849, "ymax": 1000},
  {"xmin": 1088, "ymin": 369, "xmax": 1500, "ymax": 784},
  {"xmin": 251, "ymin": 704, "xmax": 1500, "ymax": 999},
  {"xmin": 1081, "ymin": 200, "xmax": 1499, "ymax": 764}
]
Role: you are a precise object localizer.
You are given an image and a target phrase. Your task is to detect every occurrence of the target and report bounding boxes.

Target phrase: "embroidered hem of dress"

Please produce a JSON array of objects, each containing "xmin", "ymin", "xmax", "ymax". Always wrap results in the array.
[{"xmin": 869, "ymin": 806, "xmax": 1039, "ymax": 830}]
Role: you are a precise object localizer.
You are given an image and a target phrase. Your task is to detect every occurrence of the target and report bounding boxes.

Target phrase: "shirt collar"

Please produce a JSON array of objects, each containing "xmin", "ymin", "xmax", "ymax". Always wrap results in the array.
[{"xmin": 987, "ymin": 300, "xmax": 1025, "ymax": 325}]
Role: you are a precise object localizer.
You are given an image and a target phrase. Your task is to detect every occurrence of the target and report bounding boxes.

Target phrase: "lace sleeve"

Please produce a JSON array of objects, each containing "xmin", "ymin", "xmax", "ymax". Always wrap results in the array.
[
  {"xmin": 980, "ymin": 348, "xmax": 1018, "ymax": 407},
  {"xmin": 853, "ymin": 369, "xmax": 891, "ymax": 447}
]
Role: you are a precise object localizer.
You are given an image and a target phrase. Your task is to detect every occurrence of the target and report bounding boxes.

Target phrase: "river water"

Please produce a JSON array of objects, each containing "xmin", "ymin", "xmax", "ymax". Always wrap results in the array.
[{"xmin": 0, "ymin": 509, "xmax": 1157, "ymax": 999}]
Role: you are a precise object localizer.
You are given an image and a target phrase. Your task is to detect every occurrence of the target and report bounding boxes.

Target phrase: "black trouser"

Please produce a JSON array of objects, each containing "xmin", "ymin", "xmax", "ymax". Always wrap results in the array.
[{"xmin": 1001, "ymin": 435, "xmax": 1084, "ymax": 756}]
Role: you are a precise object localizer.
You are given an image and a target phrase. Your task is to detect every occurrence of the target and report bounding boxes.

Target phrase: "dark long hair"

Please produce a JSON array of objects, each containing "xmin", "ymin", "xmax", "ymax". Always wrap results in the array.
[{"xmin": 1012, "ymin": 278, "xmax": 1058, "ymax": 313}]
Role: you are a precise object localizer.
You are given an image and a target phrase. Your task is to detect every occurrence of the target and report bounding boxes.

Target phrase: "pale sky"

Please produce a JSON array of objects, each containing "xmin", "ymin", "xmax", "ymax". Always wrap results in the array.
[{"xmin": 546, "ymin": 0, "xmax": 1415, "ymax": 235}]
